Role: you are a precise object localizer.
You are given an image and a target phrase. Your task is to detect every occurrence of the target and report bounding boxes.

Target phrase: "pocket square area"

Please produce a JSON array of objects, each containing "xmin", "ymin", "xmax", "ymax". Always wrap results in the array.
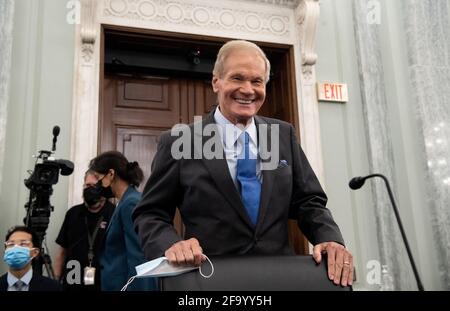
[{"xmin": 278, "ymin": 160, "xmax": 288, "ymax": 168}]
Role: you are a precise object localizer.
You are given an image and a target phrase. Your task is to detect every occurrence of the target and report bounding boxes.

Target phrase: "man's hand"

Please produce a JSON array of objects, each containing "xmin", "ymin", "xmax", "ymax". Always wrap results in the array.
[
  {"xmin": 313, "ymin": 241, "xmax": 353, "ymax": 287},
  {"xmin": 164, "ymin": 238, "xmax": 205, "ymax": 266}
]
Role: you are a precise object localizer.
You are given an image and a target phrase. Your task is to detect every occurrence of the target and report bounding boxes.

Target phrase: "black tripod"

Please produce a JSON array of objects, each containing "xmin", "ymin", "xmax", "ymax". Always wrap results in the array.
[
  {"xmin": 33, "ymin": 239, "xmax": 55, "ymax": 279},
  {"xmin": 22, "ymin": 126, "xmax": 73, "ymax": 280}
]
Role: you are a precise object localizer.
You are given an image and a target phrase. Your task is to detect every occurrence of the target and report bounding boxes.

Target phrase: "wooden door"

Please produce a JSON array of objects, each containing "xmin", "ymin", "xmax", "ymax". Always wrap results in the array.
[
  {"xmin": 100, "ymin": 74, "xmax": 216, "ymax": 235},
  {"xmin": 100, "ymin": 30, "xmax": 307, "ymax": 254},
  {"xmin": 101, "ymin": 75, "xmax": 217, "ymax": 178}
]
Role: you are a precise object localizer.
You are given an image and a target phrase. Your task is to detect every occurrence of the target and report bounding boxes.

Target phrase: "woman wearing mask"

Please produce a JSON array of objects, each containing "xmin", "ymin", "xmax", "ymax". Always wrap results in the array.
[{"xmin": 89, "ymin": 151, "xmax": 156, "ymax": 291}]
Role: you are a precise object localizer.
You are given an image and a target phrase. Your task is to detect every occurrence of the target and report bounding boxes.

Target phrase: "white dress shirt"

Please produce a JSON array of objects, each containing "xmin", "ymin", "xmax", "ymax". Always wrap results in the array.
[
  {"xmin": 7, "ymin": 268, "xmax": 32, "ymax": 291},
  {"xmin": 214, "ymin": 108, "xmax": 262, "ymax": 189}
]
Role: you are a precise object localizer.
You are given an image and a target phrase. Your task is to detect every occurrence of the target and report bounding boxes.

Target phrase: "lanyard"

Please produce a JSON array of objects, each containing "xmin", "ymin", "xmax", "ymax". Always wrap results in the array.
[{"xmin": 85, "ymin": 215, "xmax": 104, "ymax": 267}]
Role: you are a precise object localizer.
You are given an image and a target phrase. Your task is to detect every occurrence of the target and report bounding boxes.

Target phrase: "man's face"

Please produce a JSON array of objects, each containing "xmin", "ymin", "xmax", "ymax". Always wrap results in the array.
[
  {"xmin": 212, "ymin": 49, "xmax": 266, "ymax": 125},
  {"xmin": 83, "ymin": 174, "xmax": 104, "ymax": 211},
  {"xmin": 84, "ymin": 174, "xmax": 98, "ymax": 189},
  {"xmin": 4, "ymin": 231, "xmax": 39, "ymax": 258}
]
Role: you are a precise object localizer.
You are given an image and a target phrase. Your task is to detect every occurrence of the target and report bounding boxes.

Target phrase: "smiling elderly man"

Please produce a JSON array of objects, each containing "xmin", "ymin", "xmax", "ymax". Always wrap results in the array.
[{"xmin": 133, "ymin": 40, "xmax": 353, "ymax": 287}]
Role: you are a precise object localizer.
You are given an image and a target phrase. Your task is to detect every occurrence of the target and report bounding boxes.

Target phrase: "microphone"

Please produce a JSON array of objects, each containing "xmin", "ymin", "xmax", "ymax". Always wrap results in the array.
[
  {"xmin": 348, "ymin": 176, "xmax": 366, "ymax": 190},
  {"xmin": 349, "ymin": 174, "xmax": 424, "ymax": 291},
  {"xmin": 52, "ymin": 126, "xmax": 60, "ymax": 152}
]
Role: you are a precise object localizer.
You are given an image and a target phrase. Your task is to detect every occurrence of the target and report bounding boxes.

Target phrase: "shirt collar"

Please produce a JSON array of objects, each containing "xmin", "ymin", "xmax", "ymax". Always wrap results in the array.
[
  {"xmin": 7, "ymin": 267, "xmax": 33, "ymax": 286},
  {"xmin": 214, "ymin": 107, "xmax": 258, "ymax": 148}
]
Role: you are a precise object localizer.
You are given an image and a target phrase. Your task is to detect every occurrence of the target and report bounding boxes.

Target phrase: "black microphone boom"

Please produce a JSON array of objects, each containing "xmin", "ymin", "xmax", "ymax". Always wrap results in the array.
[{"xmin": 349, "ymin": 173, "xmax": 424, "ymax": 291}]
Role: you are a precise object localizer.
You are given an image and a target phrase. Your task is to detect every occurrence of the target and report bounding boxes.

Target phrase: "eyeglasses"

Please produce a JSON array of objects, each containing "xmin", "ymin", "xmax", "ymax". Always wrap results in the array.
[{"xmin": 4, "ymin": 240, "xmax": 33, "ymax": 249}]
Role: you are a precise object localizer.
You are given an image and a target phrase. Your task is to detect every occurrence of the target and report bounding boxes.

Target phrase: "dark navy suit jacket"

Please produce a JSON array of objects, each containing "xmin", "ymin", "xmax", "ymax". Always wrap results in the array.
[
  {"xmin": 0, "ymin": 272, "xmax": 61, "ymax": 291},
  {"xmin": 133, "ymin": 109, "xmax": 344, "ymax": 260}
]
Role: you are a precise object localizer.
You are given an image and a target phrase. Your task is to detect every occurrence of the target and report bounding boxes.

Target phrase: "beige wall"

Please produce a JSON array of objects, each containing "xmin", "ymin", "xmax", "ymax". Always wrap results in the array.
[{"xmin": 0, "ymin": 0, "xmax": 75, "ymax": 274}]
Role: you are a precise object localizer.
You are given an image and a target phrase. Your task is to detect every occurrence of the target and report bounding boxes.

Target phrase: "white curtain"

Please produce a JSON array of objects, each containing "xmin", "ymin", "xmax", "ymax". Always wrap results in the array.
[
  {"xmin": 402, "ymin": 0, "xmax": 450, "ymax": 289},
  {"xmin": 0, "ymin": 0, "xmax": 15, "ymax": 191},
  {"xmin": 352, "ymin": 0, "xmax": 416, "ymax": 290}
]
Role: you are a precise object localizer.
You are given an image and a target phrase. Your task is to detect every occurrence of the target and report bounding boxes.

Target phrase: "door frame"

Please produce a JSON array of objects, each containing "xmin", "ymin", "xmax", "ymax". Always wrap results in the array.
[
  {"xmin": 99, "ymin": 24, "xmax": 300, "ymax": 146},
  {"xmin": 100, "ymin": 25, "xmax": 307, "ymax": 253},
  {"xmin": 69, "ymin": 0, "xmax": 324, "ymax": 254}
]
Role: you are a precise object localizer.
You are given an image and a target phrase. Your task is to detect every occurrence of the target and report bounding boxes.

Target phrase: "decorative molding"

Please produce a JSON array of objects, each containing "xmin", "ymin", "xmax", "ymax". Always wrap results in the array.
[
  {"xmin": 287, "ymin": 0, "xmax": 324, "ymax": 185},
  {"xmin": 103, "ymin": 0, "xmax": 291, "ymax": 37},
  {"xmin": 69, "ymin": 0, "xmax": 101, "ymax": 206},
  {"xmin": 249, "ymin": 0, "xmax": 301, "ymax": 8},
  {"xmin": 80, "ymin": 0, "xmax": 97, "ymax": 65},
  {"xmin": 81, "ymin": 43, "xmax": 94, "ymax": 63},
  {"xmin": 295, "ymin": 0, "xmax": 319, "ymax": 82},
  {"xmin": 301, "ymin": 66, "xmax": 313, "ymax": 81}
]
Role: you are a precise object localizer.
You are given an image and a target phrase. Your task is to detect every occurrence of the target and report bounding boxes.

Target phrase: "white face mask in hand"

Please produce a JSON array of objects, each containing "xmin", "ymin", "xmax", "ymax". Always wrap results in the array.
[{"xmin": 121, "ymin": 255, "xmax": 214, "ymax": 291}]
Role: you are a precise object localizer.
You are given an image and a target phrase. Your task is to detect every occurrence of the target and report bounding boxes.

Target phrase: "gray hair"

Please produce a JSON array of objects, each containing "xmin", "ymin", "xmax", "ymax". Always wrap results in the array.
[
  {"xmin": 213, "ymin": 40, "xmax": 271, "ymax": 83},
  {"xmin": 84, "ymin": 169, "xmax": 96, "ymax": 181}
]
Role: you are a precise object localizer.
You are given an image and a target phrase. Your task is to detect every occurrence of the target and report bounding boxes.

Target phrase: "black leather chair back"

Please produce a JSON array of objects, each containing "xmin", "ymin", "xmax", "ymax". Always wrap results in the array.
[{"xmin": 160, "ymin": 255, "xmax": 352, "ymax": 291}]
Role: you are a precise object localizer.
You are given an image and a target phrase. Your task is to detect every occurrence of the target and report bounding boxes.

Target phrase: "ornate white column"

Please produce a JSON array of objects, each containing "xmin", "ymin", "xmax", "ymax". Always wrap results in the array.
[
  {"xmin": 69, "ymin": 0, "xmax": 100, "ymax": 206},
  {"xmin": 294, "ymin": 0, "xmax": 324, "ymax": 182},
  {"xmin": 0, "ymin": 0, "xmax": 15, "ymax": 191}
]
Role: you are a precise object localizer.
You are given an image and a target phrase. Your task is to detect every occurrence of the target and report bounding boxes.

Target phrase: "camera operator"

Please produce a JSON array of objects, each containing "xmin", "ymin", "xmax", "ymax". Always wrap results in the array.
[
  {"xmin": 1, "ymin": 226, "xmax": 61, "ymax": 291},
  {"xmin": 53, "ymin": 169, "xmax": 114, "ymax": 291}
]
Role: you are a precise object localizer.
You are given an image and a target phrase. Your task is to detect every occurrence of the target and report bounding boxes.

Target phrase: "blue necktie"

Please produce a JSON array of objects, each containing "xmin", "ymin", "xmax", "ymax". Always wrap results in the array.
[{"xmin": 236, "ymin": 132, "xmax": 261, "ymax": 226}]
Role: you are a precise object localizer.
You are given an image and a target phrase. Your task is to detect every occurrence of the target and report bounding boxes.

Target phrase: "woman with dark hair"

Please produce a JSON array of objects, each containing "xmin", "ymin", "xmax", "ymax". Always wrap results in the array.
[{"xmin": 89, "ymin": 151, "xmax": 155, "ymax": 291}]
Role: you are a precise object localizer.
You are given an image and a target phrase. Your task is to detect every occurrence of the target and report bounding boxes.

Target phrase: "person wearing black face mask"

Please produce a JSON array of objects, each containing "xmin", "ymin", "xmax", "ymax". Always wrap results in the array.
[
  {"xmin": 53, "ymin": 170, "xmax": 115, "ymax": 291},
  {"xmin": 88, "ymin": 151, "xmax": 156, "ymax": 291},
  {"xmin": 93, "ymin": 176, "xmax": 115, "ymax": 200}
]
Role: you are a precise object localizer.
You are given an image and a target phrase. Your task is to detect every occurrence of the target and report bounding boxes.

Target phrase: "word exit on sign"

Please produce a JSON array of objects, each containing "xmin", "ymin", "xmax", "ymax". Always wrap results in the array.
[{"xmin": 317, "ymin": 82, "xmax": 348, "ymax": 103}]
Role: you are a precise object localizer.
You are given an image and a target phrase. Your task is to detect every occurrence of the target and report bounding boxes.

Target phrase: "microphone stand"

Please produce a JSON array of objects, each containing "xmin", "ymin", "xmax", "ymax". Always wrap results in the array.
[{"xmin": 360, "ymin": 174, "xmax": 424, "ymax": 291}]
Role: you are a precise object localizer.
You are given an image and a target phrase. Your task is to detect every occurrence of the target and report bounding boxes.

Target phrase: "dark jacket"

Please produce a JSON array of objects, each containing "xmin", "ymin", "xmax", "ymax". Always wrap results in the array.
[
  {"xmin": 133, "ymin": 109, "xmax": 344, "ymax": 260},
  {"xmin": 0, "ymin": 272, "xmax": 61, "ymax": 291},
  {"xmin": 100, "ymin": 186, "xmax": 156, "ymax": 291}
]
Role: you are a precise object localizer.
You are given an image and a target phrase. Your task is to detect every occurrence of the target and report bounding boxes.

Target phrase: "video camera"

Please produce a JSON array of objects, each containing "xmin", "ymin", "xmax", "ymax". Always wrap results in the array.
[{"xmin": 23, "ymin": 126, "xmax": 74, "ymax": 277}]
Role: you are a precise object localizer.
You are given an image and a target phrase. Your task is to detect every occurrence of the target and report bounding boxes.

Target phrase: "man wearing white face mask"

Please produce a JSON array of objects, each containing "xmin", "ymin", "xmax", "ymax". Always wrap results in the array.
[{"xmin": 0, "ymin": 226, "xmax": 61, "ymax": 291}]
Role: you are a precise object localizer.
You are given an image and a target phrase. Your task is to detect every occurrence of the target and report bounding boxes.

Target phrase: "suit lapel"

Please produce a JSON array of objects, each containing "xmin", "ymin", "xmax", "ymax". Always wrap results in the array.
[
  {"xmin": 199, "ymin": 110, "xmax": 254, "ymax": 228},
  {"xmin": 105, "ymin": 201, "xmax": 119, "ymax": 234},
  {"xmin": 254, "ymin": 116, "xmax": 275, "ymax": 232},
  {"xmin": 105, "ymin": 186, "xmax": 130, "ymax": 234},
  {"xmin": 202, "ymin": 159, "xmax": 253, "ymax": 227}
]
